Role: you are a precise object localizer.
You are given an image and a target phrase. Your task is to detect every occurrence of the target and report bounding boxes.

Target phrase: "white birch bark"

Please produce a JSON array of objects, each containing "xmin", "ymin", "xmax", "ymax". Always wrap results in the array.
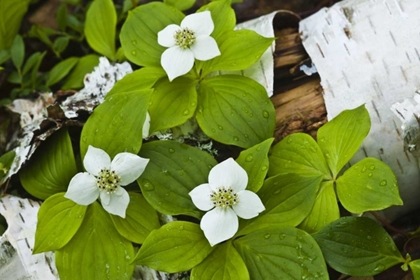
[{"xmin": 300, "ymin": 0, "xmax": 420, "ymax": 221}]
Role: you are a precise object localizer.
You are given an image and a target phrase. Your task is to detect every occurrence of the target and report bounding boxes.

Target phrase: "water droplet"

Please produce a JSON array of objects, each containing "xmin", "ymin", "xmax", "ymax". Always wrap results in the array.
[
  {"xmin": 325, "ymin": 153, "xmax": 331, "ymax": 158},
  {"xmin": 262, "ymin": 110, "xmax": 269, "ymax": 118},
  {"xmin": 264, "ymin": 234, "xmax": 271, "ymax": 239},
  {"xmin": 197, "ymin": 106, "xmax": 203, "ymax": 113},
  {"xmin": 165, "ymin": 193, "xmax": 170, "ymax": 197},
  {"xmin": 367, "ymin": 172, "xmax": 373, "ymax": 177},
  {"xmin": 131, "ymin": 40, "xmax": 137, "ymax": 45},
  {"xmin": 374, "ymin": 264, "xmax": 385, "ymax": 272},
  {"xmin": 361, "ymin": 166, "xmax": 367, "ymax": 173},
  {"xmin": 369, "ymin": 165, "xmax": 375, "ymax": 170},
  {"xmin": 248, "ymin": 113, "xmax": 253, "ymax": 117},
  {"xmin": 179, "ymin": 225, "xmax": 184, "ymax": 230},
  {"xmin": 82, "ymin": 136, "xmax": 87, "ymax": 143},
  {"xmin": 169, "ymin": 148, "xmax": 175, "ymax": 153},
  {"xmin": 233, "ymin": 136, "xmax": 239, "ymax": 142},
  {"xmin": 367, "ymin": 235, "xmax": 372, "ymax": 240},
  {"xmin": 287, "ymin": 137, "xmax": 293, "ymax": 143},
  {"xmin": 131, "ymin": 50, "xmax": 137, "ymax": 56},
  {"xmin": 218, "ymin": 125, "xmax": 223, "ymax": 130},
  {"xmin": 183, "ymin": 109, "xmax": 189, "ymax": 116},
  {"xmin": 244, "ymin": 134, "xmax": 249, "ymax": 138},
  {"xmin": 273, "ymin": 189, "xmax": 282, "ymax": 195},
  {"xmin": 245, "ymin": 155, "xmax": 253, "ymax": 162},
  {"xmin": 380, "ymin": 180, "xmax": 387, "ymax": 186},
  {"xmin": 261, "ymin": 165, "xmax": 268, "ymax": 171},
  {"xmin": 309, "ymin": 146, "xmax": 317, "ymax": 153},
  {"xmin": 141, "ymin": 180, "xmax": 154, "ymax": 191},
  {"xmin": 190, "ymin": 101, "xmax": 196, "ymax": 107},
  {"xmin": 242, "ymin": 93, "xmax": 246, "ymax": 97},
  {"xmin": 211, "ymin": 128, "xmax": 216, "ymax": 133},
  {"xmin": 279, "ymin": 233, "xmax": 286, "ymax": 240}
]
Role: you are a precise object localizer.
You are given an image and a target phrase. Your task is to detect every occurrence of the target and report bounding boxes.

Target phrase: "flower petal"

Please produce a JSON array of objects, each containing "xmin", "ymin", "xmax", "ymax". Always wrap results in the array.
[
  {"xmin": 232, "ymin": 190, "xmax": 265, "ymax": 219},
  {"xmin": 100, "ymin": 191, "xmax": 111, "ymax": 205},
  {"xmin": 181, "ymin": 11, "xmax": 214, "ymax": 37},
  {"xmin": 201, "ymin": 207, "xmax": 238, "ymax": 246},
  {"xmin": 157, "ymin": 24, "xmax": 179, "ymax": 47},
  {"xmin": 84, "ymin": 146, "xmax": 111, "ymax": 175},
  {"xmin": 161, "ymin": 46, "xmax": 194, "ymax": 81},
  {"xmin": 189, "ymin": 183, "xmax": 214, "ymax": 211},
  {"xmin": 190, "ymin": 36, "xmax": 220, "ymax": 61},
  {"xmin": 111, "ymin": 153, "xmax": 150, "ymax": 186},
  {"xmin": 142, "ymin": 112, "xmax": 151, "ymax": 138},
  {"xmin": 208, "ymin": 158, "xmax": 248, "ymax": 192},
  {"xmin": 65, "ymin": 172, "xmax": 100, "ymax": 205},
  {"xmin": 101, "ymin": 187, "xmax": 130, "ymax": 218}
]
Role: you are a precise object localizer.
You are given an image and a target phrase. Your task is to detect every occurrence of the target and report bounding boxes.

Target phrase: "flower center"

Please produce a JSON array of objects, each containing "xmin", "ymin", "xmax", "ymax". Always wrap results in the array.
[
  {"xmin": 210, "ymin": 187, "xmax": 239, "ymax": 209},
  {"xmin": 96, "ymin": 168, "xmax": 121, "ymax": 194},
  {"xmin": 174, "ymin": 28, "xmax": 196, "ymax": 49}
]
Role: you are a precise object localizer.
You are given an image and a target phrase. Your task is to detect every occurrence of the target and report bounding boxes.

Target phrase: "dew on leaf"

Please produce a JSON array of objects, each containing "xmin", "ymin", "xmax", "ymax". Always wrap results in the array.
[
  {"xmin": 169, "ymin": 148, "xmax": 175, "ymax": 154},
  {"xmin": 141, "ymin": 180, "xmax": 155, "ymax": 191},
  {"xmin": 279, "ymin": 233, "xmax": 286, "ymax": 240},
  {"xmin": 369, "ymin": 165, "xmax": 375, "ymax": 170},
  {"xmin": 245, "ymin": 155, "xmax": 253, "ymax": 162},
  {"xmin": 264, "ymin": 234, "xmax": 271, "ymax": 239},
  {"xmin": 273, "ymin": 189, "xmax": 282, "ymax": 195},
  {"xmin": 368, "ymin": 172, "xmax": 373, "ymax": 177},
  {"xmin": 287, "ymin": 137, "xmax": 293, "ymax": 143},
  {"xmin": 248, "ymin": 113, "xmax": 253, "ymax": 117},
  {"xmin": 374, "ymin": 264, "xmax": 385, "ymax": 272},
  {"xmin": 380, "ymin": 180, "xmax": 387, "ymax": 186},
  {"xmin": 218, "ymin": 125, "xmax": 223, "ymax": 130},
  {"xmin": 261, "ymin": 165, "xmax": 268, "ymax": 171},
  {"xmin": 361, "ymin": 166, "xmax": 367, "ymax": 173},
  {"xmin": 131, "ymin": 50, "xmax": 136, "ymax": 56},
  {"xmin": 131, "ymin": 40, "xmax": 137, "ymax": 45},
  {"xmin": 183, "ymin": 109, "xmax": 190, "ymax": 116},
  {"xmin": 233, "ymin": 136, "xmax": 239, "ymax": 142},
  {"xmin": 262, "ymin": 110, "xmax": 269, "ymax": 118}
]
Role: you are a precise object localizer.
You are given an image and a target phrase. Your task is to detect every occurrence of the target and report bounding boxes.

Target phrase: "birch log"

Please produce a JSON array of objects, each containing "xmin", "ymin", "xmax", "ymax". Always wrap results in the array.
[{"xmin": 300, "ymin": 0, "xmax": 420, "ymax": 221}]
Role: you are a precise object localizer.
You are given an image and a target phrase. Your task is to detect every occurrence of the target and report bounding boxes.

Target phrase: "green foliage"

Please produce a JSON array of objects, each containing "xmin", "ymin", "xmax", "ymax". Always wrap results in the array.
[
  {"xmin": 11, "ymin": 35, "xmax": 24, "ymax": 71},
  {"xmin": 197, "ymin": 75, "xmax": 275, "ymax": 148},
  {"xmin": 56, "ymin": 202, "xmax": 134, "ymax": 280},
  {"xmin": 197, "ymin": 0, "xmax": 236, "ymax": 40},
  {"xmin": 20, "ymin": 129, "xmax": 77, "ymax": 200},
  {"xmin": 80, "ymin": 88, "xmax": 151, "ymax": 159},
  {"xmin": 138, "ymin": 140, "xmax": 217, "ymax": 218},
  {"xmin": 410, "ymin": 259, "xmax": 420, "ymax": 279},
  {"xmin": 164, "ymin": 0, "xmax": 195, "ymax": 11},
  {"xmin": 234, "ymin": 227, "xmax": 328, "ymax": 279},
  {"xmin": 132, "ymin": 221, "xmax": 213, "ymax": 273},
  {"xmin": 46, "ymin": 57, "xmax": 79, "ymax": 87},
  {"xmin": 238, "ymin": 174, "xmax": 322, "ymax": 236},
  {"xmin": 0, "ymin": 150, "xmax": 15, "ymax": 180},
  {"xmin": 110, "ymin": 192, "xmax": 160, "ymax": 244},
  {"xmin": 236, "ymin": 138, "xmax": 273, "ymax": 192},
  {"xmin": 120, "ymin": 2, "xmax": 184, "ymax": 66},
  {"xmin": 62, "ymin": 54, "xmax": 99, "ymax": 89},
  {"xmin": 191, "ymin": 241, "xmax": 249, "ymax": 280},
  {"xmin": 85, "ymin": 0, "xmax": 117, "ymax": 60},
  {"xmin": 0, "ymin": 0, "xmax": 30, "ymax": 50},
  {"xmin": 34, "ymin": 193, "xmax": 87, "ymax": 253},
  {"xmin": 313, "ymin": 217, "xmax": 405, "ymax": 276}
]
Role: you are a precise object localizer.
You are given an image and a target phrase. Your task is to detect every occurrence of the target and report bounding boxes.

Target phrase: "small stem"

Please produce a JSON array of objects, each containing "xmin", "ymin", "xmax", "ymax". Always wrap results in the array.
[{"xmin": 369, "ymin": 211, "xmax": 409, "ymax": 237}]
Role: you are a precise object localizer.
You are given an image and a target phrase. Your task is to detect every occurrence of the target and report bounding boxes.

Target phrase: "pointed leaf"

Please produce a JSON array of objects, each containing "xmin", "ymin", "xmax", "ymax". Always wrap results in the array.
[
  {"xmin": 34, "ymin": 193, "xmax": 87, "ymax": 253},
  {"xmin": 133, "ymin": 221, "xmax": 213, "ymax": 273},
  {"xmin": 317, "ymin": 105, "xmax": 370, "ymax": 177},
  {"xmin": 85, "ymin": 0, "xmax": 117, "ymax": 59},
  {"xmin": 236, "ymin": 138, "xmax": 273, "ymax": 192},
  {"xmin": 138, "ymin": 140, "xmax": 217, "ymax": 218},
  {"xmin": 148, "ymin": 77, "xmax": 197, "ymax": 133},
  {"xmin": 191, "ymin": 241, "xmax": 249, "ymax": 280},
  {"xmin": 120, "ymin": 2, "xmax": 184, "ymax": 66},
  {"xmin": 56, "ymin": 202, "xmax": 134, "ymax": 279},
  {"xmin": 0, "ymin": 150, "xmax": 15, "ymax": 179},
  {"xmin": 46, "ymin": 57, "xmax": 79, "ymax": 87},
  {"xmin": 197, "ymin": 0, "xmax": 235, "ymax": 40},
  {"xmin": 110, "ymin": 192, "xmax": 160, "ymax": 244},
  {"xmin": 164, "ymin": 0, "xmax": 195, "ymax": 11},
  {"xmin": 238, "ymin": 174, "xmax": 322, "ymax": 236},
  {"xmin": 62, "ymin": 54, "xmax": 99, "ymax": 89},
  {"xmin": 298, "ymin": 180, "xmax": 340, "ymax": 233},
  {"xmin": 197, "ymin": 75, "xmax": 275, "ymax": 148},
  {"xmin": 268, "ymin": 133, "xmax": 331, "ymax": 179},
  {"xmin": 80, "ymin": 89, "xmax": 151, "ymax": 159},
  {"xmin": 410, "ymin": 259, "xmax": 420, "ymax": 280},
  {"xmin": 337, "ymin": 157, "xmax": 403, "ymax": 214},
  {"xmin": 0, "ymin": 0, "xmax": 30, "ymax": 49},
  {"xmin": 234, "ymin": 227, "xmax": 328, "ymax": 280},
  {"xmin": 313, "ymin": 216, "xmax": 404, "ymax": 276},
  {"xmin": 20, "ymin": 129, "xmax": 77, "ymax": 200},
  {"xmin": 11, "ymin": 34, "xmax": 24, "ymax": 70}
]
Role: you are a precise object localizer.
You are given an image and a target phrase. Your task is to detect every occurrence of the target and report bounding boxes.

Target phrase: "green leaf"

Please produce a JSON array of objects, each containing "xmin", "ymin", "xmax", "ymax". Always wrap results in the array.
[
  {"xmin": 53, "ymin": 36, "xmax": 70, "ymax": 54},
  {"xmin": 317, "ymin": 105, "xmax": 370, "ymax": 177},
  {"xmin": 336, "ymin": 157, "xmax": 403, "ymax": 214},
  {"xmin": 0, "ymin": 150, "xmax": 15, "ymax": 178},
  {"xmin": 0, "ymin": 49, "xmax": 10, "ymax": 65},
  {"xmin": 80, "ymin": 89, "xmax": 151, "ymax": 159},
  {"xmin": 29, "ymin": 52, "xmax": 46, "ymax": 89},
  {"xmin": 62, "ymin": 54, "xmax": 99, "ymax": 89},
  {"xmin": 22, "ymin": 52, "xmax": 42, "ymax": 76},
  {"xmin": 11, "ymin": 35, "xmax": 24, "ymax": 70},
  {"xmin": 34, "ymin": 193, "xmax": 87, "ymax": 253},
  {"xmin": 268, "ymin": 133, "xmax": 331, "ymax": 179},
  {"xmin": 191, "ymin": 241, "xmax": 249, "ymax": 280},
  {"xmin": 138, "ymin": 140, "xmax": 217, "ymax": 218},
  {"xmin": 46, "ymin": 57, "xmax": 79, "ymax": 87},
  {"xmin": 57, "ymin": 4, "xmax": 68, "ymax": 31},
  {"xmin": 236, "ymin": 138, "xmax": 273, "ymax": 192},
  {"xmin": 197, "ymin": 0, "xmax": 235, "ymax": 40},
  {"xmin": 120, "ymin": 2, "xmax": 184, "ymax": 66},
  {"xmin": 56, "ymin": 202, "xmax": 134, "ymax": 280},
  {"xmin": 201, "ymin": 30, "xmax": 274, "ymax": 76},
  {"xmin": 238, "ymin": 174, "xmax": 322, "ymax": 236},
  {"xmin": 298, "ymin": 180, "xmax": 340, "ymax": 233},
  {"xmin": 20, "ymin": 129, "xmax": 77, "ymax": 200},
  {"xmin": 164, "ymin": 0, "xmax": 195, "ymax": 11},
  {"xmin": 234, "ymin": 227, "xmax": 328, "ymax": 280},
  {"xmin": 0, "ymin": 0, "xmax": 30, "ymax": 49},
  {"xmin": 149, "ymin": 77, "xmax": 197, "ymax": 133},
  {"xmin": 107, "ymin": 67, "xmax": 166, "ymax": 99},
  {"xmin": 313, "ymin": 216, "xmax": 404, "ymax": 276},
  {"xmin": 197, "ymin": 75, "xmax": 275, "ymax": 148},
  {"xmin": 133, "ymin": 221, "xmax": 213, "ymax": 273},
  {"xmin": 110, "ymin": 192, "xmax": 160, "ymax": 244},
  {"xmin": 85, "ymin": 0, "xmax": 117, "ymax": 60},
  {"xmin": 410, "ymin": 259, "xmax": 420, "ymax": 280}
]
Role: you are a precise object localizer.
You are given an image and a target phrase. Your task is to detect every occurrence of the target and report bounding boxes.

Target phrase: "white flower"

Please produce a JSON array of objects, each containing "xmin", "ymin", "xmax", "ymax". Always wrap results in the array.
[
  {"xmin": 65, "ymin": 146, "xmax": 149, "ymax": 218},
  {"xmin": 189, "ymin": 158, "xmax": 265, "ymax": 246},
  {"xmin": 157, "ymin": 11, "xmax": 221, "ymax": 81}
]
